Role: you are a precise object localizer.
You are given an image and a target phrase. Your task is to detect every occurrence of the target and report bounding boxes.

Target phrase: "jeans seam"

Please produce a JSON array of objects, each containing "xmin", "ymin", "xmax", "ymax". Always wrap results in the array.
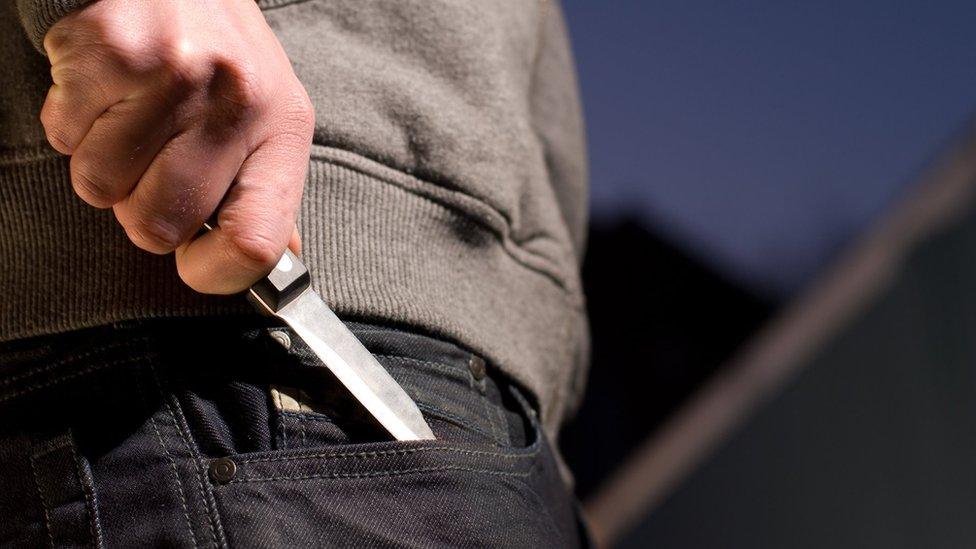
[
  {"xmin": 0, "ymin": 339, "xmax": 135, "ymax": 387},
  {"xmin": 280, "ymin": 411, "xmax": 334, "ymax": 424},
  {"xmin": 515, "ymin": 460, "xmax": 569, "ymax": 547},
  {"xmin": 149, "ymin": 364, "xmax": 226, "ymax": 548},
  {"xmin": 0, "ymin": 358, "xmax": 137, "ymax": 404},
  {"xmin": 28, "ymin": 451, "xmax": 56, "ymax": 548},
  {"xmin": 503, "ymin": 390, "xmax": 567, "ymax": 543},
  {"xmin": 136, "ymin": 367, "xmax": 199, "ymax": 549},
  {"xmin": 373, "ymin": 355, "xmax": 466, "ymax": 380},
  {"xmin": 389, "ymin": 366, "xmax": 467, "ymax": 387},
  {"xmin": 230, "ymin": 464, "xmax": 533, "ymax": 483},
  {"xmin": 237, "ymin": 444, "xmax": 539, "ymax": 465},
  {"xmin": 481, "ymin": 386, "xmax": 502, "ymax": 443},
  {"xmin": 275, "ymin": 389, "xmax": 288, "ymax": 450},
  {"xmin": 492, "ymin": 401, "xmax": 510, "ymax": 445},
  {"xmin": 69, "ymin": 438, "xmax": 104, "ymax": 548}
]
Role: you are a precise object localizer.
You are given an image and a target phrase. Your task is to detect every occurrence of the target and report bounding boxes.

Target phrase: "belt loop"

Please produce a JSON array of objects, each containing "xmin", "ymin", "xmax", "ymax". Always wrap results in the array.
[{"xmin": 29, "ymin": 430, "xmax": 103, "ymax": 548}]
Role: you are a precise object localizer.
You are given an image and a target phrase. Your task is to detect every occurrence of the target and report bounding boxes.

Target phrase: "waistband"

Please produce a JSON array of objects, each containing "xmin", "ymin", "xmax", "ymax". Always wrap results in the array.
[{"xmin": 0, "ymin": 316, "xmax": 531, "ymax": 450}]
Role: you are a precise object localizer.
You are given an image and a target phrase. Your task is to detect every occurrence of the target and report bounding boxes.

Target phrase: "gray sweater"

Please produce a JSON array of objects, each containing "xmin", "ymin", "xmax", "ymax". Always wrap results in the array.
[{"xmin": 1, "ymin": 0, "xmax": 589, "ymax": 436}]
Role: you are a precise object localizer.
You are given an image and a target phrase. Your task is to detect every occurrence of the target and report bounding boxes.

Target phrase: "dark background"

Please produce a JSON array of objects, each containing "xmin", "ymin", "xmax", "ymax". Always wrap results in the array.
[
  {"xmin": 556, "ymin": 2, "xmax": 976, "ymax": 546},
  {"xmin": 563, "ymin": 0, "xmax": 976, "ymax": 294}
]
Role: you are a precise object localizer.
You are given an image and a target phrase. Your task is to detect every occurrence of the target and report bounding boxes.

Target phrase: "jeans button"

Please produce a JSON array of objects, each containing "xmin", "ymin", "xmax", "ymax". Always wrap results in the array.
[
  {"xmin": 269, "ymin": 330, "xmax": 291, "ymax": 350},
  {"xmin": 468, "ymin": 356, "xmax": 486, "ymax": 381},
  {"xmin": 209, "ymin": 457, "xmax": 237, "ymax": 484}
]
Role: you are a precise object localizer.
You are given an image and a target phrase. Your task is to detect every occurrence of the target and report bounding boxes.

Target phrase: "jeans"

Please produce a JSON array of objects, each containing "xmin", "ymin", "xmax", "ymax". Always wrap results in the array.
[{"xmin": 0, "ymin": 316, "xmax": 587, "ymax": 547}]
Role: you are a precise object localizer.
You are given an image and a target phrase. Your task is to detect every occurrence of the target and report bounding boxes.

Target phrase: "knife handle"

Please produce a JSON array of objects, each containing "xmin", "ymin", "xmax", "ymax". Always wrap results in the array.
[
  {"xmin": 249, "ymin": 247, "xmax": 311, "ymax": 313},
  {"xmin": 199, "ymin": 222, "xmax": 311, "ymax": 313}
]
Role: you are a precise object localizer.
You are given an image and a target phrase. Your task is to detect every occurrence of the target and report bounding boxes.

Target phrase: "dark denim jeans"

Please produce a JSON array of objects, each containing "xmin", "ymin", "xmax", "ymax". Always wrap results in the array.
[{"xmin": 0, "ymin": 316, "xmax": 587, "ymax": 547}]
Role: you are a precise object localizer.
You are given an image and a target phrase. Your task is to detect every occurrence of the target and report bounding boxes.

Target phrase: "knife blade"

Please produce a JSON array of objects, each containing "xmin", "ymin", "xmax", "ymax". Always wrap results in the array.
[{"xmin": 202, "ymin": 223, "xmax": 436, "ymax": 441}]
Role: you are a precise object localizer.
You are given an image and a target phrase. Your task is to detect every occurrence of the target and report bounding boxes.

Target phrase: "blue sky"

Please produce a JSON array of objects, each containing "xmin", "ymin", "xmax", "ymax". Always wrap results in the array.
[{"xmin": 562, "ymin": 1, "xmax": 976, "ymax": 295}]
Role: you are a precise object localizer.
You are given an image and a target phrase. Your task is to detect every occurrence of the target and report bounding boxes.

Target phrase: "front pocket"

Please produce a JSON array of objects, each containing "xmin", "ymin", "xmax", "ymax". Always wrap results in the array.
[
  {"xmin": 221, "ymin": 418, "xmax": 541, "ymax": 485},
  {"xmin": 159, "ymin": 322, "xmax": 579, "ymax": 547},
  {"xmin": 169, "ymin": 321, "xmax": 538, "ymax": 454},
  {"xmin": 268, "ymin": 353, "xmax": 534, "ymax": 452},
  {"xmin": 205, "ymin": 388, "xmax": 565, "ymax": 548}
]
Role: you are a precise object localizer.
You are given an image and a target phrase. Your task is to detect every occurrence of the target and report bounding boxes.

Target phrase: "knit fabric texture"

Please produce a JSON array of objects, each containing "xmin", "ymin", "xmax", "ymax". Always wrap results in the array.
[{"xmin": 1, "ymin": 0, "xmax": 589, "ymax": 436}]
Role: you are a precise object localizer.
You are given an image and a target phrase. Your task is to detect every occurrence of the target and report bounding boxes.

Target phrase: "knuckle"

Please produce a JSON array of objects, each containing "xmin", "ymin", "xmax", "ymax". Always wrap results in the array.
[
  {"xmin": 70, "ymin": 161, "xmax": 118, "ymax": 207},
  {"xmin": 43, "ymin": 123, "xmax": 75, "ymax": 155},
  {"xmin": 264, "ymin": 87, "xmax": 316, "ymax": 146},
  {"xmin": 280, "ymin": 87, "xmax": 316, "ymax": 131},
  {"xmin": 154, "ymin": 41, "xmax": 208, "ymax": 93},
  {"xmin": 49, "ymin": 58, "xmax": 115, "ymax": 104},
  {"xmin": 39, "ymin": 91, "xmax": 77, "ymax": 154},
  {"xmin": 44, "ymin": 12, "xmax": 107, "ymax": 56},
  {"xmin": 209, "ymin": 57, "xmax": 270, "ymax": 120},
  {"xmin": 50, "ymin": 63, "xmax": 95, "ymax": 89},
  {"xmin": 224, "ymin": 227, "xmax": 283, "ymax": 273},
  {"xmin": 38, "ymin": 100, "xmax": 59, "ymax": 132},
  {"xmin": 99, "ymin": 31, "xmax": 143, "ymax": 64},
  {"xmin": 43, "ymin": 23, "xmax": 72, "ymax": 55},
  {"xmin": 125, "ymin": 214, "xmax": 184, "ymax": 253}
]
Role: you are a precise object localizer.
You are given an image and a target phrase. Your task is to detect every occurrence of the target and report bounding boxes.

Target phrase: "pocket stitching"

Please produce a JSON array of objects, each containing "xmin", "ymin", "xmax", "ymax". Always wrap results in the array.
[
  {"xmin": 236, "ymin": 443, "xmax": 539, "ymax": 465},
  {"xmin": 230, "ymin": 463, "xmax": 534, "ymax": 483},
  {"xmin": 374, "ymin": 354, "xmax": 468, "ymax": 381}
]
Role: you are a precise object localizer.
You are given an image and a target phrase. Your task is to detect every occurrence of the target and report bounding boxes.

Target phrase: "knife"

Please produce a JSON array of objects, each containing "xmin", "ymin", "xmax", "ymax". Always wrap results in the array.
[{"xmin": 202, "ymin": 222, "xmax": 436, "ymax": 441}]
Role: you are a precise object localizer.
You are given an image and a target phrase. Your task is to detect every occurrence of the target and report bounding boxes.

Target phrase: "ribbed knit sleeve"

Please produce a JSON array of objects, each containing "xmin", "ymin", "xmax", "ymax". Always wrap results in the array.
[{"xmin": 15, "ymin": 0, "xmax": 96, "ymax": 54}]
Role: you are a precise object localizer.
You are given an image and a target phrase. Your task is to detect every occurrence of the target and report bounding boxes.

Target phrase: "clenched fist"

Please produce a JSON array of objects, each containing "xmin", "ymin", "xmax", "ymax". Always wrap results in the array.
[{"xmin": 40, "ymin": 0, "xmax": 313, "ymax": 294}]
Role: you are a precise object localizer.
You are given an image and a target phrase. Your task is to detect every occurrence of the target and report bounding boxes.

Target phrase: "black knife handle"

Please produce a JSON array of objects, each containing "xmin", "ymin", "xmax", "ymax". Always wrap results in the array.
[
  {"xmin": 249, "ymin": 247, "xmax": 311, "ymax": 313},
  {"xmin": 199, "ymin": 222, "xmax": 310, "ymax": 313}
]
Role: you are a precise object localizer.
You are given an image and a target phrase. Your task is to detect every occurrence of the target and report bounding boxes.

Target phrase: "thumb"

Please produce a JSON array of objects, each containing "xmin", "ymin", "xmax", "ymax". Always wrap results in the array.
[{"xmin": 288, "ymin": 225, "xmax": 302, "ymax": 256}]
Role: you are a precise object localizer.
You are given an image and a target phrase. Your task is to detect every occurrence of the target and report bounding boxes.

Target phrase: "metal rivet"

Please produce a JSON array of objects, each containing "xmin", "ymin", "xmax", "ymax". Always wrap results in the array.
[
  {"xmin": 468, "ymin": 356, "xmax": 487, "ymax": 381},
  {"xmin": 270, "ymin": 330, "xmax": 291, "ymax": 350},
  {"xmin": 209, "ymin": 457, "xmax": 237, "ymax": 484}
]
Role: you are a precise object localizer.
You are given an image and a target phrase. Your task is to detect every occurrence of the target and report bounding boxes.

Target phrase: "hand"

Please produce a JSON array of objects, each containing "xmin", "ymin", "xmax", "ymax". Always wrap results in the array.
[{"xmin": 40, "ymin": 0, "xmax": 314, "ymax": 294}]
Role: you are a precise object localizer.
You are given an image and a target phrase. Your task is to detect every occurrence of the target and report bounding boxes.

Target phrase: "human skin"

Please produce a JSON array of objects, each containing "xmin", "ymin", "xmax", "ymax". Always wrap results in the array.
[{"xmin": 40, "ymin": 0, "xmax": 314, "ymax": 294}]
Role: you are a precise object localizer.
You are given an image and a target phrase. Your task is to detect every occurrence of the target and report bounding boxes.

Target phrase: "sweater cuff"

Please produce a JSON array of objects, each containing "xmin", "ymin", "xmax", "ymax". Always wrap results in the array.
[{"xmin": 16, "ymin": 0, "xmax": 97, "ymax": 55}]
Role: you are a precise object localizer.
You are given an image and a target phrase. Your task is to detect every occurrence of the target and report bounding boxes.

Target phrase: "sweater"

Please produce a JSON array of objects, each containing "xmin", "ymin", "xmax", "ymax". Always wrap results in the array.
[{"xmin": 1, "ymin": 0, "xmax": 589, "ymax": 436}]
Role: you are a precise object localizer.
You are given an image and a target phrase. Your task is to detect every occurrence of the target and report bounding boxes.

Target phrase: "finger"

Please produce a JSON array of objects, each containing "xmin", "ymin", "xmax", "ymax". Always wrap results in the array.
[
  {"xmin": 68, "ymin": 91, "xmax": 177, "ymax": 208},
  {"xmin": 175, "ymin": 134, "xmax": 308, "ymax": 294},
  {"xmin": 113, "ymin": 126, "xmax": 247, "ymax": 255},
  {"xmin": 40, "ymin": 63, "xmax": 127, "ymax": 155}
]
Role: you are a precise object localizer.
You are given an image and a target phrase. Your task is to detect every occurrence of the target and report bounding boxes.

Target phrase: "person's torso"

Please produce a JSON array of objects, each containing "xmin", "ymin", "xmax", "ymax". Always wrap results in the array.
[{"xmin": 0, "ymin": 0, "xmax": 589, "ymax": 434}]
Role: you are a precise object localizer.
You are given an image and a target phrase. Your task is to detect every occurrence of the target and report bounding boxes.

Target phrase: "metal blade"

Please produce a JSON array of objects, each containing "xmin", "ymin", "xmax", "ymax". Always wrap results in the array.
[{"xmin": 273, "ymin": 288, "xmax": 436, "ymax": 441}]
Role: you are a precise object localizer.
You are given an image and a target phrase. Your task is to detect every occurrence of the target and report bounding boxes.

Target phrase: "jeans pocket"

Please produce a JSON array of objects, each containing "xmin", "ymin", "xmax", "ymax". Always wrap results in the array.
[
  {"xmin": 170, "ymin": 321, "xmax": 537, "ymax": 455},
  {"xmin": 207, "ymin": 386, "xmax": 568, "ymax": 548},
  {"xmin": 168, "ymin": 323, "xmax": 580, "ymax": 547},
  {"xmin": 268, "ymin": 327, "xmax": 535, "ymax": 452}
]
